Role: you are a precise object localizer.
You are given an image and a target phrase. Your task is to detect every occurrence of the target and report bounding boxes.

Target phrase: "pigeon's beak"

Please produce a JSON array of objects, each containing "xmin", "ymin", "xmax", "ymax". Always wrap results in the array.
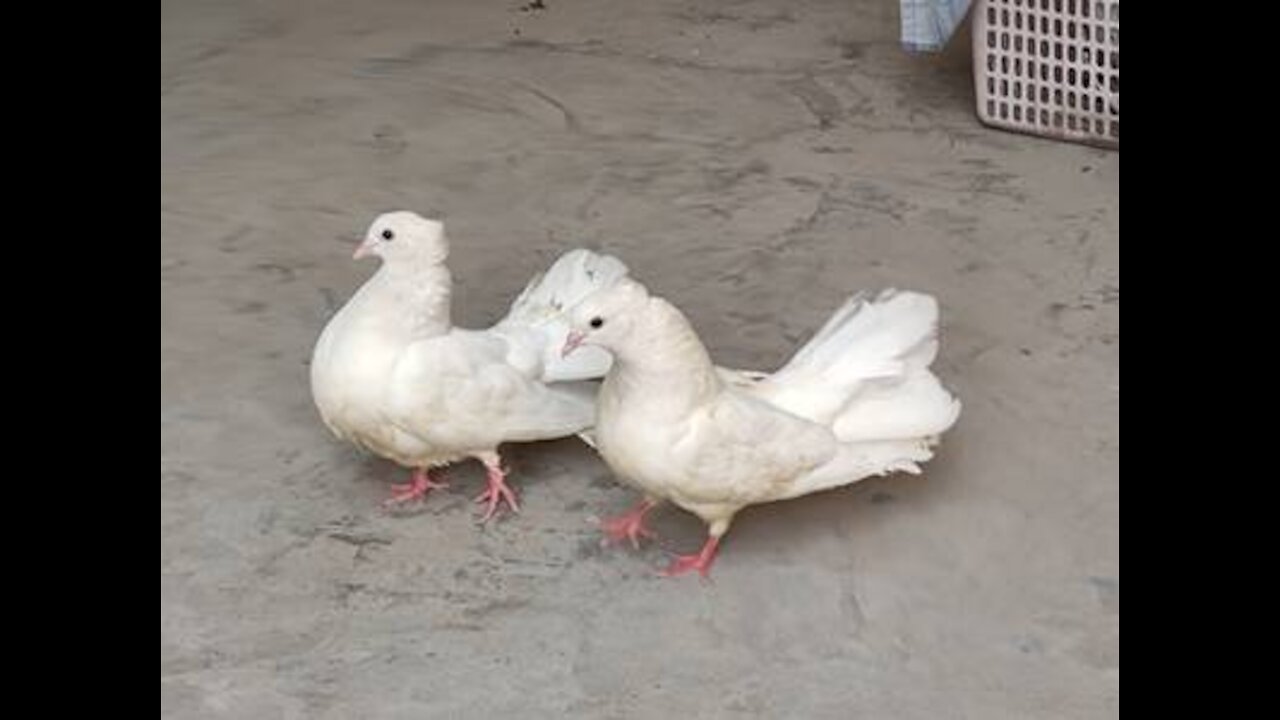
[
  {"xmin": 561, "ymin": 330, "xmax": 586, "ymax": 358},
  {"xmin": 352, "ymin": 238, "xmax": 376, "ymax": 260}
]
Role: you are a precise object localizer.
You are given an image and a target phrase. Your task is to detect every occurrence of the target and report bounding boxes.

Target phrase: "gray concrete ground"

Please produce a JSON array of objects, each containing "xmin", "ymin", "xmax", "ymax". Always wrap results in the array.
[{"xmin": 161, "ymin": 1, "xmax": 1119, "ymax": 717}]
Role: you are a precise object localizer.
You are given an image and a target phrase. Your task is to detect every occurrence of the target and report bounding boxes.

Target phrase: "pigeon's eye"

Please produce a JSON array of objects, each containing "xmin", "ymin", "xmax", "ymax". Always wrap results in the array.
[
  {"xmin": 381, "ymin": 229, "xmax": 395, "ymax": 241},
  {"xmin": 589, "ymin": 317, "xmax": 605, "ymax": 329}
]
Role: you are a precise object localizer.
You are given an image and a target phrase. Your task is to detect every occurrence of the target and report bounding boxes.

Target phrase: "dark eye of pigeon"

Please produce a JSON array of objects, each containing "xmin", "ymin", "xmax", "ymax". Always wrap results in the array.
[
  {"xmin": 589, "ymin": 317, "xmax": 604, "ymax": 329},
  {"xmin": 381, "ymin": 229, "xmax": 395, "ymax": 241}
]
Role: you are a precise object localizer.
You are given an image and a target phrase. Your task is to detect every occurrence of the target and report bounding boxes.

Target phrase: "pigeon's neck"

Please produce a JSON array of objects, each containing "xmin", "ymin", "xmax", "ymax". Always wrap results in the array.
[
  {"xmin": 373, "ymin": 261, "xmax": 453, "ymax": 338},
  {"xmin": 607, "ymin": 298, "xmax": 720, "ymax": 406}
]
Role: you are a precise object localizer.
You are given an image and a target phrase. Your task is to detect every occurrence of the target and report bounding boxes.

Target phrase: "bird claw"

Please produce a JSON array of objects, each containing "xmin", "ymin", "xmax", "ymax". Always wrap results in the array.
[
  {"xmin": 599, "ymin": 516, "xmax": 656, "ymax": 550},
  {"xmin": 596, "ymin": 501, "xmax": 658, "ymax": 549},
  {"xmin": 658, "ymin": 554, "xmax": 711, "ymax": 578},
  {"xmin": 474, "ymin": 471, "xmax": 519, "ymax": 522},
  {"xmin": 656, "ymin": 536, "xmax": 721, "ymax": 579},
  {"xmin": 383, "ymin": 470, "xmax": 447, "ymax": 507}
]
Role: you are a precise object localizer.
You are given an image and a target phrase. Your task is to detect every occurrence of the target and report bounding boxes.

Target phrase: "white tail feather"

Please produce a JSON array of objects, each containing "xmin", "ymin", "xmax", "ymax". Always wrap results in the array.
[
  {"xmin": 761, "ymin": 290, "xmax": 944, "ymax": 425},
  {"xmin": 832, "ymin": 371, "xmax": 961, "ymax": 442},
  {"xmin": 746, "ymin": 288, "xmax": 960, "ymax": 494},
  {"xmin": 784, "ymin": 439, "xmax": 936, "ymax": 499}
]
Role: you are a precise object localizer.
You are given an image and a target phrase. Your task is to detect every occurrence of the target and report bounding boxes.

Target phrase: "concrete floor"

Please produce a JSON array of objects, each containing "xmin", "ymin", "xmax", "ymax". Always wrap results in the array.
[{"xmin": 161, "ymin": 0, "xmax": 1119, "ymax": 717}]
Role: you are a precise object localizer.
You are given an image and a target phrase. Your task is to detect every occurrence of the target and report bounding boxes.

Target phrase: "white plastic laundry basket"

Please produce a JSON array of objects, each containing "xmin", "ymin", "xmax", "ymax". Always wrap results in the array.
[{"xmin": 973, "ymin": 0, "xmax": 1118, "ymax": 147}]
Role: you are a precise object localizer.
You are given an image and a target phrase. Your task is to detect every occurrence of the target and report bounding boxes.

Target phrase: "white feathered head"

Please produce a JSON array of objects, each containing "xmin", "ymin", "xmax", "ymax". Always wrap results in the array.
[
  {"xmin": 353, "ymin": 211, "xmax": 449, "ymax": 265},
  {"xmin": 561, "ymin": 278, "xmax": 652, "ymax": 357}
]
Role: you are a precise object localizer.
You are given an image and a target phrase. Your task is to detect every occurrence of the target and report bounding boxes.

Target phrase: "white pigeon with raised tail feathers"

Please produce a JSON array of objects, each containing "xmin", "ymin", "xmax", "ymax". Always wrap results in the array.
[
  {"xmin": 561, "ymin": 278, "xmax": 960, "ymax": 576},
  {"xmin": 310, "ymin": 211, "xmax": 628, "ymax": 520}
]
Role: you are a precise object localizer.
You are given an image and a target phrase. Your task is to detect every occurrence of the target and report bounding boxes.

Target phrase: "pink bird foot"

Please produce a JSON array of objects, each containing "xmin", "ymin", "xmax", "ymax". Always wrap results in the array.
[
  {"xmin": 598, "ymin": 500, "xmax": 658, "ymax": 549},
  {"xmin": 384, "ymin": 468, "xmax": 448, "ymax": 506},
  {"xmin": 474, "ymin": 462, "xmax": 519, "ymax": 522},
  {"xmin": 660, "ymin": 536, "xmax": 721, "ymax": 579}
]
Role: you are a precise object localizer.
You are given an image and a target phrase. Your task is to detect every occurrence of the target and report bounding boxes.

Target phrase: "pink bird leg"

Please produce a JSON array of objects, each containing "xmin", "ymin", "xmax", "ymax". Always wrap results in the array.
[
  {"xmin": 474, "ymin": 456, "xmax": 519, "ymax": 522},
  {"xmin": 384, "ymin": 468, "xmax": 448, "ymax": 506},
  {"xmin": 599, "ymin": 499, "xmax": 658, "ymax": 549},
  {"xmin": 660, "ymin": 535, "xmax": 722, "ymax": 578}
]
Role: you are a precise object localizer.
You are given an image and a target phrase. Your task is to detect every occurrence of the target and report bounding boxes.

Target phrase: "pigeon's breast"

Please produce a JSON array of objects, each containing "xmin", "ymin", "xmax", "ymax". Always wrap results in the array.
[
  {"xmin": 595, "ymin": 377, "xmax": 689, "ymax": 500},
  {"xmin": 310, "ymin": 305, "xmax": 453, "ymax": 465}
]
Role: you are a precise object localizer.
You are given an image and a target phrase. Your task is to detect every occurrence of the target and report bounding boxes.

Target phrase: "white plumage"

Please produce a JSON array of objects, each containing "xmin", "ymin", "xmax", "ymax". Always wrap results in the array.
[
  {"xmin": 563, "ymin": 279, "xmax": 960, "ymax": 575},
  {"xmin": 310, "ymin": 211, "xmax": 628, "ymax": 519}
]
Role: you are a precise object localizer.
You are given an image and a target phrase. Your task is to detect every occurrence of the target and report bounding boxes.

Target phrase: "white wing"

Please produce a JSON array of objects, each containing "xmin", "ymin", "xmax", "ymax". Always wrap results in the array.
[
  {"xmin": 386, "ymin": 331, "xmax": 596, "ymax": 452},
  {"xmin": 672, "ymin": 390, "xmax": 838, "ymax": 506}
]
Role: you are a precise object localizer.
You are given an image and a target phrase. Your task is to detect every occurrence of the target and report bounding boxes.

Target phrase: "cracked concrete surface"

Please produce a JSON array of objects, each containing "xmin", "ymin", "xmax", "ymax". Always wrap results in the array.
[{"xmin": 162, "ymin": 0, "xmax": 1119, "ymax": 717}]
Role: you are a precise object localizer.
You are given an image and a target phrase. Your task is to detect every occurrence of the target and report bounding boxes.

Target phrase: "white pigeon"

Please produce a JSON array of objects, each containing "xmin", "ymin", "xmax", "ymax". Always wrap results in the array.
[
  {"xmin": 310, "ymin": 211, "xmax": 629, "ymax": 520},
  {"xmin": 561, "ymin": 278, "xmax": 960, "ymax": 576}
]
